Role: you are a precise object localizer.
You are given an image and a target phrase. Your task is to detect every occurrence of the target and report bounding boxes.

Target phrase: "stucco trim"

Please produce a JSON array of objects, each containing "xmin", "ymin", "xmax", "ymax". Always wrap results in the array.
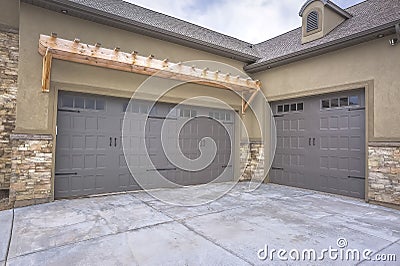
[
  {"xmin": 266, "ymin": 80, "xmax": 370, "ymax": 102},
  {"xmin": 303, "ymin": 8, "xmax": 323, "ymax": 38}
]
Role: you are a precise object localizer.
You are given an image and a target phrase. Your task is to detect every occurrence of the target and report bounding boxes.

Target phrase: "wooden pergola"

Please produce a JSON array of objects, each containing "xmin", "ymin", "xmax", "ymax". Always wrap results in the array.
[{"xmin": 39, "ymin": 34, "xmax": 260, "ymax": 112}]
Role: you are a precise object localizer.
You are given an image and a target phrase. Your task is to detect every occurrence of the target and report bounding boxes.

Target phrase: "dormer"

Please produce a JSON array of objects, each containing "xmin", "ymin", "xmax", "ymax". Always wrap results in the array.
[{"xmin": 299, "ymin": 0, "xmax": 352, "ymax": 44}]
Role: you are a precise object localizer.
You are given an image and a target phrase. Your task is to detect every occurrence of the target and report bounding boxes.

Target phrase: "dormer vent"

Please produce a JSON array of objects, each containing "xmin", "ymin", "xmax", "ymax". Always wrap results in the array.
[{"xmin": 306, "ymin": 11, "xmax": 319, "ymax": 32}]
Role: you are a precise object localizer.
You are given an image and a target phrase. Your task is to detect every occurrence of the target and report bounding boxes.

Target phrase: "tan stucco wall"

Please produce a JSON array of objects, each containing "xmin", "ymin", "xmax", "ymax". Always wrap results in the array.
[
  {"xmin": 323, "ymin": 6, "xmax": 345, "ymax": 35},
  {"xmin": 252, "ymin": 34, "xmax": 400, "ymax": 141},
  {"xmin": 16, "ymin": 3, "xmax": 247, "ymax": 133},
  {"xmin": 0, "ymin": 0, "xmax": 19, "ymax": 29}
]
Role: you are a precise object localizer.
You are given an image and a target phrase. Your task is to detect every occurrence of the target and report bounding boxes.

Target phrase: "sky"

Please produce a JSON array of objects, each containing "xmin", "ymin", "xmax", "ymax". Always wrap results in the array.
[{"xmin": 124, "ymin": 0, "xmax": 365, "ymax": 44}]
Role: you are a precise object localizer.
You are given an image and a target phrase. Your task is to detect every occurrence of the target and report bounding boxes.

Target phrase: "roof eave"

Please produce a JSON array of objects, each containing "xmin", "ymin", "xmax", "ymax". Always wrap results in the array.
[
  {"xmin": 245, "ymin": 21, "xmax": 399, "ymax": 73},
  {"xmin": 23, "ymin": 0, "xmax": 260, "ymax": 63}
]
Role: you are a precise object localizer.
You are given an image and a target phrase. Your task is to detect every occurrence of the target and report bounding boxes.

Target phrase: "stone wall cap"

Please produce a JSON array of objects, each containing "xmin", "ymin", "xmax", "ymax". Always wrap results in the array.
[
  {"xmin": 369, "ymin": 142, "xmax": 400, "ymax": 148},
  {"xmin": 0, "ymin": 23, "xmax": 19, "ymax": 34},
  {"xmin": 10, "ymin": 133, "xmax": 53, "ymax": 141}
]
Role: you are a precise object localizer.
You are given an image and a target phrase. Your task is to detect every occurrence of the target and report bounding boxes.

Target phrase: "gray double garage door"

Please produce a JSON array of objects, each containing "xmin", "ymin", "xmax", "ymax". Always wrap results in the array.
[
  {"xmin": 55, "ymin": 92, "xmax": 234, "ymax": 199},
  {"xmin": 271, "ymin": 89, "xmax": 366, "ymax": 198}
]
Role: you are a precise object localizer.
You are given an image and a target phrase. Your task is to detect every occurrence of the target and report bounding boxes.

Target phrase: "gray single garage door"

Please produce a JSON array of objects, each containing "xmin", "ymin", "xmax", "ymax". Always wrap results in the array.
[
  {"xmin": 55, "ymin": 92, "xmax": 234, "ymax": 199},
  {"xmin": 270, "ymin": 89, "xmax": 365, "ymax": 198}
]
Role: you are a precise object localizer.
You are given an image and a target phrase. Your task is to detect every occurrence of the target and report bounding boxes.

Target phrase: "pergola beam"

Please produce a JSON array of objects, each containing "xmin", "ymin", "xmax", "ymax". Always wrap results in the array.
[
  {"xmin": 41, "ymin": 47, "xmax": 52, "ymax": 93},
  {"xmin": 38, "ymin": 34, "xmax": 261, "ymax": 111}
]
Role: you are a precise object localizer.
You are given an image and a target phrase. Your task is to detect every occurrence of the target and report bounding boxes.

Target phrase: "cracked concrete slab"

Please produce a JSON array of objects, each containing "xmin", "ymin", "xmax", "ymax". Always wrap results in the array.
[
  {"xmin": 1, "ymin": 183, "xmax": 400, "ymax": 265},
  {"xmin": 144, "ymin": 193, "xmax": 245, "ymax": 220},
  {"xmin": 8, "ymin": 194, "xmax": 171, "ymax": 259},
  {"xmin": 182, "ymin": 192, "xmax": 400, "ymax": 265},
  {"xmin": 0, "ymin": 209, "xmax": 12, "ymax": 262},
  {"xmin": 7, "ymin": 222, "xmax": 250, "ymax": 266},
  {"xmin": 131, "ymin": 182, "xmax": 239, "ymax": 206},
  {"xmin": 359, "ymin": 241, "xmax": 400, "ymax": 265}
]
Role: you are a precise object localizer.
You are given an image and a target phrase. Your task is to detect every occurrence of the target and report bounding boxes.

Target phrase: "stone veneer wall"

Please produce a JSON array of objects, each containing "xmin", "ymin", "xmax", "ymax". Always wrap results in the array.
[
  {"xmin": 240, "ymin": 141, "xmax": 265, "ymax": 181},
  {"xmin": 0, "ymin": 28, "xmax": 19, "ymax": 195},
  {"xmin": 9, "ymin": 134, "xmax": 53, "ymax": 208},
  {"xmin": 368, "ymin": 142, "xmax": 400, "ymax": 206}
]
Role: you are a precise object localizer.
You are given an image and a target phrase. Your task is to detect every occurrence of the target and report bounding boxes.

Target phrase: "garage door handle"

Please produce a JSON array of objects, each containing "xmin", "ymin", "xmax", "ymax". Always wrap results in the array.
[
  {"xmin": 147, "ymin": 168, "xmax": 177, "ymax": 171},
  {"xmin": 109, "ymin": 137, "xmax": 112, "ymax": 147},
  {"xmin": 313, "ymin": 138, "xmax": 316, "ymax": 146},
  {"xmin": 114, "ymin": 137, "xmax": 117, "ymax": 147},
  {"xmin": 55, "ymin": 172, "xmax": 77, "ymax": 176},
  {"xmin": 348, "ymin": 107, "xmax": 365, "ymax": 111},
  {"xmin": 272, "ymin": 167, "xmax": 284, "ymax": 170},
  {"xmin": 348, "ymin": 175, "xmax": 365, "ymax": 180},
  {"xmin": 309, "ymin": 138, "xmax": 311, "ymax": 146},
  {"xmin": 58, "ymin": 108, "xmax": 80, "ymax": 113}
]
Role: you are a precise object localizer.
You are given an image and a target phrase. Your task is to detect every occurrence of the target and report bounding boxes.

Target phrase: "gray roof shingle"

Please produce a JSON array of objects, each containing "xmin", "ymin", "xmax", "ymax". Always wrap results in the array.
[
  {"xmin": 25, "ymin": 0, "xmax": 400, "ymax": 69},
  {"xmin": 26, "ymin": 0, "xmax": 260, "ymax": 61},
  {"xmin": 249, "ymin": 0, "xmax": 400, "ymax": 70}
]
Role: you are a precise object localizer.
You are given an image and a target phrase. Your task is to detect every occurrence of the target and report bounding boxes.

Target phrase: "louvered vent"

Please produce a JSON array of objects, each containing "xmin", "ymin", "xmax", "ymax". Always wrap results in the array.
[{"xmin": 306, "ymin": 11, "xmax": 319, "ymax": 32}]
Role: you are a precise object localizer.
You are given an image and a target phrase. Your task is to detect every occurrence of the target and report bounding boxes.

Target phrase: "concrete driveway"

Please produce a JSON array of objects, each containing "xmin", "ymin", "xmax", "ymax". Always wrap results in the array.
[{"xmin": 1, "ymin": 182, "xmax": 399, "ymax": 265}]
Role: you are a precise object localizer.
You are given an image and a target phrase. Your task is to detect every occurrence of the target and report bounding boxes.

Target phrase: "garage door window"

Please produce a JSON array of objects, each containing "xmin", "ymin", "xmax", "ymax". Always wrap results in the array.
[
  {"xmin": 74, "ymin": 97, "xmax": 84, "ymax": 109},
  {"xmin": 60, "ymin": 94, "xmax": 105, "ymax": 111},
  {"xmin": 62, "ymin": 95, "xmax": 73, "ymax": 108},
  {"xmin": 128, "ymin": 103, "xmax": 149, "ymax": 114},
  {"xmin": 349, "ymin": 96, "xmax": 359, "ymax": 106},
  {"xmin": 321, "ymin": 96, "xmax": 360, "ymax": 110},
  {"xmin": 340, "ymin": 97, "xmax": 349, "ymax": 107},
  {"xmin": 209, "ymin": 111, "xmax": 232, "ymax": 121},
  {"xmin": 180, "ymin": 108, "xmax": 197, "ymax": 118},
  {"xmin": 85, "ymin": 98, "xmax": 95, "ymax": 110},
  {"xmin": 277, "ymin": 102, "xmax": 304, "ymax": 113}
]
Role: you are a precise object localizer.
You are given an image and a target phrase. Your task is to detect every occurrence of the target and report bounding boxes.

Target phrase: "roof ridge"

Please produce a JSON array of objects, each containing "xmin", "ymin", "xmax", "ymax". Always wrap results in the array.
[
  {"xmin": 255, "ymin": 27, "xmax": 301, "ymax": 46},
  {"xmin": 344, "ymin": 0, "xmax": 369, "ymax": 11}
]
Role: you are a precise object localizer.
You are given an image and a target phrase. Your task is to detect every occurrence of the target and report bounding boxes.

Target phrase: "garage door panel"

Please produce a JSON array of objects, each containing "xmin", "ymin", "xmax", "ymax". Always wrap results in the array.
[
  {"xmin": 72, "ymin": 116, "xmax": 85, "ymax": 130},
  {"xmin": 339, "ymin": 115, "xmax": 349, "ymax": 129},
  {"xmin": 56, "ymin": 135, "xmax": 70, "ymax": 150},
  {"xmin": 83, "ymin": 154, "xmax": 96, "ymax": 169},
  {"xmin": 271, "ymin": 89, "xmax": 365, "ymax": 198},
  {"xmin": 56, "ymin": 92, "xmax": 234, "ymax": 198},
  {"xmin": 71, "ymin": 154, "xmax": 84, "ymax": 169},
  {"xmin": 70, "ymin": 175, "xmax": 84, "ymax": 193},
  {"xmin": 84, "ymin": 135, "xmax": 96, "ymax": 149},
  {"xmin": 82, "ymin": 175, "xmax": 96, "ymax": 191},
  {"xmin": 72, "ymin": 135, "xmax": 84, "ymax": 150},
  {"xmin": 58, "ymin": 114, "xmax": 71, "ymax": 129}
]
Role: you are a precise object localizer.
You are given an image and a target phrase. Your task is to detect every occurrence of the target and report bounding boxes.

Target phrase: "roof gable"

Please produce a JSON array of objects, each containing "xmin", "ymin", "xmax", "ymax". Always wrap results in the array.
[
  {"xmin": 246, "ymin": 0, "xmax": 400, "ymax": 72},
  {"xmin": 299, "ymin": 0, "xmax": 352, "ymax": 19}
]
